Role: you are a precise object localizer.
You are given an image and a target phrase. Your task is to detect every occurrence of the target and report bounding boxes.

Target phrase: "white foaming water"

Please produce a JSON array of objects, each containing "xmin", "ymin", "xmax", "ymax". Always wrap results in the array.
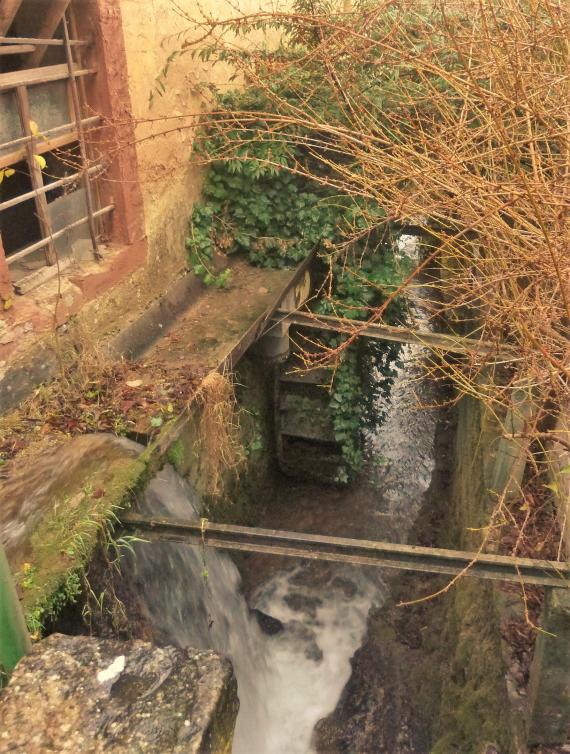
[
  {"xmin": 128, "ymin": 467, "xmax": 382, "ymax": 754},
  {"xmin": 236, "ymin": 565, "xmax": 383, "ymax": 754},
  {"xmin": 128, "ymin": 466, "xmax": 272, "ymax": 749}
]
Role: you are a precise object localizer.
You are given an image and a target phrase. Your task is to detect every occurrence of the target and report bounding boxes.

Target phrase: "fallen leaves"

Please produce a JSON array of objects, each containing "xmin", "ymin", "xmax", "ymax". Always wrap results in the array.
[{"xmin": 0, "ymin": 358, "xmax": 202, "ymax": 466}]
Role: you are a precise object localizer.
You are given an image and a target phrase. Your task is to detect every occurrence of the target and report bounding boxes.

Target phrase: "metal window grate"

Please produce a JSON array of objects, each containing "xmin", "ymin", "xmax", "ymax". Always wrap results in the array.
[{"xmin": 0, "ymin": 1, "xmax": 110, "ymax": 296}]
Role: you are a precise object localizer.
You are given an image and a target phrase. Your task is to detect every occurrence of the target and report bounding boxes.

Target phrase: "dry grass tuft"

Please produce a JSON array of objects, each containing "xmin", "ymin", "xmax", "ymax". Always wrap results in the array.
[{"xmin": 193, "ymin": 371, "xmax": 247, "ymax": 498}]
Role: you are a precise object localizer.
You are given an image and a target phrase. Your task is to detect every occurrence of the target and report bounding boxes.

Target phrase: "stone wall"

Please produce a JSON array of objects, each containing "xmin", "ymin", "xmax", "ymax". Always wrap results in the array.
[{"xmin": 430, "ymin": 395, "xmax": 520, "ymax": 754}]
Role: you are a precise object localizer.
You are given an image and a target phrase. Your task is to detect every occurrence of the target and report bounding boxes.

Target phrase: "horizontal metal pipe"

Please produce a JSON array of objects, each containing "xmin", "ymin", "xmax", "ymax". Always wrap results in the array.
[
  {"xmin": 7, "ymin": 204, "xmax": 113, "ymax": 264},
  {"xmin": 0, "ymin": 164, "xmax": 104, "ymax": 212},
  {"xmin": 121, "ymin": 513, "xmax": 570, "ymax": 588}
]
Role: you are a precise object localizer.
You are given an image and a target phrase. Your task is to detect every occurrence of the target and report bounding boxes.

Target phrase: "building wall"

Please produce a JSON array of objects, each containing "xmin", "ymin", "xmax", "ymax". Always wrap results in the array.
[
  {"xmin": 117, "ymin": 0, "xmax": 272, "ymax": 288},
  {"xmin": 0, "ymin": 0, "xmax": 273, "ymax": 383}
]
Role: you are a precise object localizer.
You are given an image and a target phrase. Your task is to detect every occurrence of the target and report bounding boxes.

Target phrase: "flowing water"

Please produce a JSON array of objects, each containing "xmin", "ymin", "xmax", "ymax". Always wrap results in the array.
[{"xmin": 126, "ymin": 240, "xmax": 441, "ymax": 753}]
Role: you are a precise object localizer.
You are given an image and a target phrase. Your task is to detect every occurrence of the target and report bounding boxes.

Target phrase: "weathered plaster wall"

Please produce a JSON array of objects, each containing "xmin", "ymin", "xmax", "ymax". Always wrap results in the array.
[{"xmin": 117, "ymin": 0, "xmax": 278, "ymax": 297}]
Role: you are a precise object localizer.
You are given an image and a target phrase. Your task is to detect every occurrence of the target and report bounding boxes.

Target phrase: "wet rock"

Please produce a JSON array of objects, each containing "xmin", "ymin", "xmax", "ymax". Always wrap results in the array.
[
  {"xmin": 0, "ymin": 634, "xmax": 238, "ymax": 754},
  {"xmin": 251, "ymin": 609, "xmax": 284, "ymax": 636},
  {"xmin": 0, "ymin": 433, "xmax": 142, "ymax": 567},
  {"xmin": 313, "ymin": 608, "xmax": 431, "ymax": 754},
  {"xmin": 330, "ymin": 575, "xmax": 358, "ymax": 599},
  {"xmin": 284, "ymin": 592, "xmax": 323, "ymax": 618},
  {"xmin": 304, "ymin": 642, "xmax": 324, "ymax": 663},
  {"xmin": 282, "ymin": 620, "xmax": 323, "ymax": 662}
]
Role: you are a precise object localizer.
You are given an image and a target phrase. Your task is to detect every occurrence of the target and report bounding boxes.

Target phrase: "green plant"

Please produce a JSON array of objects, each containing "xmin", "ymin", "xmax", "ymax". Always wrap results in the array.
[
  {"xmin": 184, "ymin": 71, "xmax": 411, "ymax": 479},
  {"xmin": 167, "ymin": 439, "xmax": 185, "ymax": 468},
  {"xmin": 25, "ymin": 571, "xmax": 82, "ymax": 637}
]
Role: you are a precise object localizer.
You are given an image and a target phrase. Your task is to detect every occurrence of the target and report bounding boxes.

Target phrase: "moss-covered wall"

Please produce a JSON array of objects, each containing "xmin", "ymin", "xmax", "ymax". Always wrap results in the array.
[{"xmin": 430, "ymin": 395, "xmax": 516, "ymax": 754}]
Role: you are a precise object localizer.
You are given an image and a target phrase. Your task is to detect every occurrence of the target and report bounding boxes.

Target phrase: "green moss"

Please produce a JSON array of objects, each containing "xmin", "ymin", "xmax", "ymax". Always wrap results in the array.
[
  {"xmin": 19, "ymin": 454, "xmax": 148, "ymax": 636},
  {"xmin": 166, "ymin": 439, "xmax": 185, "ymax": 470},
  {"xmin": 215, "ymin": 355, "xmax": 276, "ymax": 525},
  {"xmin": 428, "ymin": 395, "xmax": 515, "ymax": 754}
]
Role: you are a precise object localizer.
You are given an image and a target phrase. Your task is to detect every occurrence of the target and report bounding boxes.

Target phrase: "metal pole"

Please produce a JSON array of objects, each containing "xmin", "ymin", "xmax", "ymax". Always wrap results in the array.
[
  {"xmin": 0, "ymin": 544, "xmax": 30, "ymax": 685},
  {"xmin": 121, "ymin": 513, "xmax": 570, "ymax": 588}
]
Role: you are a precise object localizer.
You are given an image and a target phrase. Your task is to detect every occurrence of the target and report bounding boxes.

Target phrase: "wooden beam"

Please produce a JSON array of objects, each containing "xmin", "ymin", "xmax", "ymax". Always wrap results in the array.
[
  {"xmin": 27, "ymin": 0, "xmax": 72, "ymax": 67},
  {"xmin": 0, "ymin": 163, "xmax": 103, "ymax": 213},
  {"xmin": 121, "ymin": 513, "xmax": 570, "ymax": 589},
  {"xmin": 0, "ymin": 115, "xmax": 101, "ymax": 169},
  {"xmin": 0, "ymin": 129, "xmax": 79, "ymax": 170},
  {"xmin": 0, "ymin": 62, "xmax": 93, "ymax": 92},
  {"xmin": 15, "ymin": 86, "xmax": 56, "ymax": 265},
  {"xmin": 0, "ymin": 36, "xmax": 87, "ymax": 46},
  {"xmin": 272, "ymin": 309, "xmax": 517, "ymax": 360},
  {"xmin": 0, "ymin": 234, "xmax": 13, "ymax": 300},
  {"xmin": 7, "ymin": 204, "xmax": 113, "ymax": 264},
  {"xmin": 0, "ymin": 0, "xmax": 23, "ymax": 36},
  {"xmin": 0, "ymin": 44, "xmax": 35, "ymax": 55}
]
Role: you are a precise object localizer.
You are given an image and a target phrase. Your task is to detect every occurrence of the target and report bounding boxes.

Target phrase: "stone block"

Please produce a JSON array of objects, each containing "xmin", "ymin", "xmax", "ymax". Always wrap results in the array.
[{"xmin": 0, "ymin": 634, "xmax": 238, "ymax": 754}]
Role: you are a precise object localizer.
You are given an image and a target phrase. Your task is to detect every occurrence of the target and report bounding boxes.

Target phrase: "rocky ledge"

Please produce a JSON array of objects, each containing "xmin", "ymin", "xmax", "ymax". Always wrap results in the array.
[{"xmin": 0, "ymin": 634, "xmax": 238, "ymax": 754}]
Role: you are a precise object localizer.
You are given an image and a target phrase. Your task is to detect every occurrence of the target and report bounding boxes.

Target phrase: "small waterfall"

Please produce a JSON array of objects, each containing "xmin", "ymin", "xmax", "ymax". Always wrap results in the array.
[
  {"xmin": 128, "ymin": 467, "xmax": 384, "ymax": 754},
  {"xmin": 125, "ymin": 236, "xmax": 441, "ymax": 753},
  {"xmin": 128, "ymin": 465, "xmax": 272, "ymax": 750}
]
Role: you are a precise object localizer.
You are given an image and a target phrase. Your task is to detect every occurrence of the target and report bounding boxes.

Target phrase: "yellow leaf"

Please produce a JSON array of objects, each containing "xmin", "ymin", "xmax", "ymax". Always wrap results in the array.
[
  {"xmin": 3, "ymin": 297, "xmax": 14, "ymax": 311},
  {"xmin": 22, "ymin": 562, "xmax": 32, "ymax": 573},
  {"xmin": 34, "ymin": 154, "xmax": 47, "ymax": 170},
  {"xmin": 4, "ymin": 168, "xmax": 15, "ymax": 178},
  {"xmin": 0, "ymin": 170, "xmax": 3, "ymax": 185},
  {"xmin": 166, "ymin": 402, "xmax": 174, "ymax": 413},
  {"xmin": 29, "ymin": 120, "xmax": 39, "ymax": 136}
]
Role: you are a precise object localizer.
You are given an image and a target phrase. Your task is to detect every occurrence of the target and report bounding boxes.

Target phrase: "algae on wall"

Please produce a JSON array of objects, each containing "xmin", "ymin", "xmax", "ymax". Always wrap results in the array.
[{"xmin": 430, "ymin": 394, "xmax": 516, "ymax": 754}]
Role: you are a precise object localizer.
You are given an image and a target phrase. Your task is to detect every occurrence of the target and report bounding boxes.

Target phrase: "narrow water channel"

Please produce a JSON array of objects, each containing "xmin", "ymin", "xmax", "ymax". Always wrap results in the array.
[
  {"xmin": 126, "ymin": 350, "xmax": 439, "ymax": 749},
  {"xmin": 125, "ymin": 242, "xmax": 442, "ymax": 752}
]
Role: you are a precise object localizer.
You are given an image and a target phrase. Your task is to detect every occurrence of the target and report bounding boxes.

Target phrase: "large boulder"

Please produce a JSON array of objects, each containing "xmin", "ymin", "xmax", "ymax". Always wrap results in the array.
[{"xmin": 0, "ymin": 634, "xmax": 238, "ymax": 754}]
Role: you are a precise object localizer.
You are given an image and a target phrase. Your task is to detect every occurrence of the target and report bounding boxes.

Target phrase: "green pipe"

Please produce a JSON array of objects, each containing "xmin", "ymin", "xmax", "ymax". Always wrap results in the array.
[{"xmin": 0, "ymin": 544, "xmax": 30, "ymax": 685}]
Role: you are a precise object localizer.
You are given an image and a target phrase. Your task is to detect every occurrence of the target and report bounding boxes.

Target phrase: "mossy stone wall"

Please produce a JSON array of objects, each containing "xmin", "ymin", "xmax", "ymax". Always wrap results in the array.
[{"xmin": 430, "ymin": 395, "xmax": 516, "ymax": 754}]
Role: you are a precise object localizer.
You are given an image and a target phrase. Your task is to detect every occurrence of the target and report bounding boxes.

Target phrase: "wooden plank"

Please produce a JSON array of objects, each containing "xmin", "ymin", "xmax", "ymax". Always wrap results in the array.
[
  {"xmin": 121, "ymin": 513, "xmax": 570, "ymax": 589},
  {"xmin": 0, "ymin": 115, "xmax": 100, "ymax": 169},
  {"xmin": 15, "ymin": 86, "xmax": 56, "ymax": 265},
  {"xmin": 0, "ymin": 129, "xmax": 78, "ymax": 169},
  {"xmin": 0, "ymin": 0, "xmax": 23, "ymax": 36},
  {"xmin": 0, "ymin": 44, "xmax": 35, "ymax": 55},
  {"xmin": 272, "ymin": 309, "xmax": 517, "ymax": 360},
  {"xmin": 0, "ymin": 36, "xmax": 87, "ymax": 46},
  {"xmin": 0, "ymin": 234, "xmax": 12, "ymax": 300},
  {"xmin": 0, "ymin": 62, "xmax": 93, "ymax": 92},
  {"xmin": 27, "ymin": 0, "xmax": 72, "ymax": 67},
  {"xmin": 0, "ymin": 163, "xmax": 103, "ymax": 213}
]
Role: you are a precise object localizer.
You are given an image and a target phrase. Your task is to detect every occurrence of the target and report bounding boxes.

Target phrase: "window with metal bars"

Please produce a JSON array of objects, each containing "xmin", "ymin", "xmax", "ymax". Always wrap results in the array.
[{"xmin": 0, "ymin": 0, "xmax": 112, "ymax": 297}]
